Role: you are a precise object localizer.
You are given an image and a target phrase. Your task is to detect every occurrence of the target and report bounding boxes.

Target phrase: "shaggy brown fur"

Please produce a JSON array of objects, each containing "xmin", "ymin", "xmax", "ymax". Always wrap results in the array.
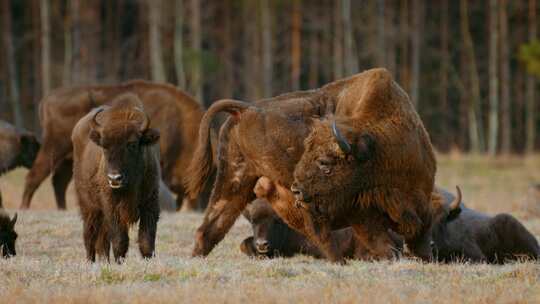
[
  {"xmin": 21, "ymin": 80, "xmax": 204, "ymax": 211},
  {"xmin": 240, "ymin": 198, "xmax": 403, "ymax": 259},
  {"xmin": 0, "ymin": 120, "xmax": 40, "ymax": 208},
  {"xmin": 0, "ymin": 211, "xmax": 18, "ymax": 258},
  {"xmin": 71, "ymin": 93, "xmax": 161, "ymax": 263},
  {"xmin": 292, "ymin": 69, "xmax": 436, "ymax": 260},
  {"xmin": 432, "ymin": 188, "xmax": 540, "ymax": 263},
  {"xmin": 187, "ymin": 68, "xmax": 430, "ymax": 262}
]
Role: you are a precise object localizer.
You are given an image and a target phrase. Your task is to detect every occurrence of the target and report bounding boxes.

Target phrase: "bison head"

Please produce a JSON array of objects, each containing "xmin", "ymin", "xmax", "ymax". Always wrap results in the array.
[
  {"xmin": 292, "ymin": 119, "xmax": 374, "ymax": 212},
  {"xmin": 0, "ymin": 213, "xmax": 17, "ymax": 258},
  {"xmin": 89, "ymin": 107, "xmax": 160, "ymax": 190},
  {"xmin": 18, "ymin": 132, "xmax": 40, "ymax": 169}
]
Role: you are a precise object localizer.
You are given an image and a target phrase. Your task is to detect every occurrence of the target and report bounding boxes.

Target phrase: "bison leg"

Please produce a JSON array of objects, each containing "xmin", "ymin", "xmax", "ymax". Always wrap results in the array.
[
  {"xmin": 138, "ymin": 201, "xmax": 159, "ymax": 259},
  {"xmin": 95, "ymin": 223, "xmax": 110, "ymax": 262},
  {"xmin": 302, "ymin": 213, "xmax": 344, "ymax": 263},
  {"xmin": 82, "ymin": 211, "xmax": 103, "ymax": 262},
  {"xmin": 350, "ymin": 211, "xmax": 400, "ymax": 261},
  {"xmin": 111, "ymin": 221, "xmax": 129, "ymax": 263},
  {"xmin": 52, "ymin": 158, "xmax": 73, "ymax": 210}
]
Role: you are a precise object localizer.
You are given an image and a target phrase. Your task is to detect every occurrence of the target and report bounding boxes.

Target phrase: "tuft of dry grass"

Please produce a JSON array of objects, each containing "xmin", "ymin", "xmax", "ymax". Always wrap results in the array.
[{"xmin": 0, "ymin": 155, "xmax": 539, "ymax": 303}]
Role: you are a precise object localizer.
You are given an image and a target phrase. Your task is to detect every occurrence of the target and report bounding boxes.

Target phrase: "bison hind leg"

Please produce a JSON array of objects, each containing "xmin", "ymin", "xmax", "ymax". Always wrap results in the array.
[
  {"xmin": 491, "ymin": 213, "xmax": 540, "ymax": 261},
  {"xmin": 52, "ymin": 159, "xmax": 73, "ymax": 210}
]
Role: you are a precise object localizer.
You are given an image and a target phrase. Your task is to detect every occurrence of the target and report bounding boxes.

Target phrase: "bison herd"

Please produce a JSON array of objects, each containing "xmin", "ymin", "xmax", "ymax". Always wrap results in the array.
[{"xmin": 0, "ymin": 68, "xmax": 538, "ymax": 265}]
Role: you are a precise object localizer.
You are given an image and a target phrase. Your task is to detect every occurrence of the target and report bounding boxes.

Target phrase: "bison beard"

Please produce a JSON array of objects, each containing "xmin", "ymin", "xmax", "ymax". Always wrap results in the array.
[
  {"xmin": 72, "ymin": 94, "xmax": 161, "ymax": 263},
  {"xmin": 187, "ymin": 68, "xmax": 435, "ymax": 263}
]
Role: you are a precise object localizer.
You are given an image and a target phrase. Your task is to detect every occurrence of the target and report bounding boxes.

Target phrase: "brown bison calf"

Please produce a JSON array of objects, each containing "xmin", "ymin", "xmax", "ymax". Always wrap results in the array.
[
  {"xmin": 240, "ymin": 198, "xmax": 403, "ymax": 259},
  {"xmin": 432, "ymin": 188, "xmax": 540, "ymax": 263},
  {"xmin": 0, "ymin": 120, "xmax": 40, "ymax": 208},
  {"xmin": 0, "ymin": 211, "xmax": 18, "ymax": 258},
  {"xmin": 72, "ymin": 94, "xmax": 161, "ymax": 263}
]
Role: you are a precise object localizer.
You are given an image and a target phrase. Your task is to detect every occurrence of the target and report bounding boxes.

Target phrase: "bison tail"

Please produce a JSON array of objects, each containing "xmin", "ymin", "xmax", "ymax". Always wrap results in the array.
[{"xmin": 184, "ymin": 99, "xmax": 252, "ymax": 199}]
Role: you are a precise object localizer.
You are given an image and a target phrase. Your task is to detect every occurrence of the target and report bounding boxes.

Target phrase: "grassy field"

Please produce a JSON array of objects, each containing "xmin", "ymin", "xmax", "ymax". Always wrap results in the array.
[{"xmin": 0, "ymin": 154, "xmax": 539, "ymax": 303}]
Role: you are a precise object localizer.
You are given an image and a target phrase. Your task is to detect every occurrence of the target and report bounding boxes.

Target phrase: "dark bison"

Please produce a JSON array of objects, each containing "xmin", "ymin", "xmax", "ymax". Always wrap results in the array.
[
  {"xmin": 187, "ymin": 68, "xmax": 434, "ymax": 262},
  {"xmin": 240, "ymin": 198, "xmax": 403, "ymax": 259},
  {"xmin": 291, "ymin": 69, "xmax": 436, "ymax": 261},
  {"xmin": 0, "ymin": 211, "xmax": 18, "ymax": 258},
  {"xmin": 432, "ymin": 187, "xmax": 540, "ymax": 263},
  {"xmin": 21, "ymin": 80, "xmax": 203, "ymax": 211},
  {"xmin": 0, "ymin": 120, "xmax": 40, "ymax": 208},
  {"xmin": 72, "ymin": 93, "xmax": 161, "ymax": 263}
]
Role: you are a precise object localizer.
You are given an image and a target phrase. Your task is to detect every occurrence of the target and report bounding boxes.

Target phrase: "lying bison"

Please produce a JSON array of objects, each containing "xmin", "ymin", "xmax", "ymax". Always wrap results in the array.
[
  {"xmin": 187, "ymin": 68, "xmax": 436, "ymax": 262},
  {"xmin": 21, "ymin": 80, "xmax": 203, "ymax": 211},
  {"xmin": 432, "ymin": 187, "xmax": 540, "ymax": 263},
  {"xmin": 0, "ymin": 120, "xmax": 40, "ymax": 208},
  {"xmin": 0, "ymin": 211, "xmax": 18, "ymax": 258},
  {"xmin": 241, "ymin": 198, "xmax": 403, "ymax": 259},
  {"xmin": 72, "ymin": 93, "xmax": 160, "ymax": 263}
]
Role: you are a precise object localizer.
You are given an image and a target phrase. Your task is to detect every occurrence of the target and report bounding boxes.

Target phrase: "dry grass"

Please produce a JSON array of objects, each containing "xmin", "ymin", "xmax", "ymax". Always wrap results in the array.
[{"xmin": 0, "ymin": 154, "xmax": 539, "ymax": 303}]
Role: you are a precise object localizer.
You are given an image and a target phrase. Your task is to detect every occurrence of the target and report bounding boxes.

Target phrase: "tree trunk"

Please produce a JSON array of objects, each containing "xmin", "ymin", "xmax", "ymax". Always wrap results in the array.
[
  {"xmin": 70, "ymin": 0, "xmax": 82, "ymax": 85},
  {"xmin": 343, "ymin": 0, "xmax": 358, "ymax": 75},
  {"xmin": 460, "ymin": 0, "xmax": 485, "ymax": 153},
  {"xmin": 261, "ymin": 0, "xmax": 273, "ymax": 97},
  {"xmin": 291, "ymin": 0, "xmax": 301, "ymax": 91},
  {"xmin": 488, "ymin": 0, "xmax": 499, "ymax": 155},
  {"xmin": 386, "ymin": 1, "xmax": 396, "ymax": 75},
  {"xmin": 63, "ymin": 1, "xmax": 72, "ymax": 86},
  {"xmin": 190, "ymin": 0, "xmax": 203, "ymax": 103},
  {"xmin": 2, "ymin": 0, "xmax": 24, "ymax": 128},
  {"xmin": 308, "ymin": 3, "xmax": 320, "ymax": 89},
  {"xmin": 149, "ymin": 0, "xmax": 166, "ymax": 83},
  {"xmin": 376, "ymin": 0, "xmax": 386, "ymax": 67},
  {"xmin": 174, "ymin": 0, "xmax": 186, "ymax": 88},
  {"xmin": 41, "ymin": 0, "xmax": 51, "ymax": 95},
  {"xmin": 221, "ymin": 0, "xmax": 233, "ymax": 98},
  {"xmin": 333, "ymin": 0, "xmax": 343, "ymax": 79},
  {"xmin": 410, "ymin": 0, "xmax": 424, "ymax": 108},
  {"xmin": 499, "ymin": 0, "xmax": 511, "ymax": 154},
  {"xmin": 526, "ymin": 0, "xmax": 537, "ymax": 153},
  {"xmin": 440, "ymin": 0, "xmax": 450, "ymax": 150},
  {"xmin": 399, "ymin": 0, "xmax": 409, "ymax": 92}
]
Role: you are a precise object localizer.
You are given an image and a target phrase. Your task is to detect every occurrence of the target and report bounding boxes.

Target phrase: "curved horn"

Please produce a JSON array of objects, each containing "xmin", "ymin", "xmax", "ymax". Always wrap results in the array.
[
  {"xmin": 332, "ymin": 120, "xmax": 352, "ymax": 154},
  {"xmin": 134, "ymin": 108, "xmax": 150, "ymax": 131},
  {"xmin": 10, "ymin": 213, "xmax": 17, "ymax": 229},
  {"xmin": 90, "ymin": 108, "xmax": 104, "ymax": 132},
  {"xmin": 449, "ymin": 186, "xmax": 462, "ymax": 211}
]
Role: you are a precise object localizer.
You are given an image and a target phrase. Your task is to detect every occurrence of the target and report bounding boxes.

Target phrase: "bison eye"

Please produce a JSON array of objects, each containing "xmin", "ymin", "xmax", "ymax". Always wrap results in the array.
[{"xmin": 317, "ymin": 159, "xmax": 333, "ymax": 175}]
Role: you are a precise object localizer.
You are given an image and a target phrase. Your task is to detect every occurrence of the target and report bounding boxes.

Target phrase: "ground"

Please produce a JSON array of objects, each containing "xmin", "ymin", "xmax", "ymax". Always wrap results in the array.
[{"xmin": 0, "ymin": 154, "xmax": 539, "ymax": 303}]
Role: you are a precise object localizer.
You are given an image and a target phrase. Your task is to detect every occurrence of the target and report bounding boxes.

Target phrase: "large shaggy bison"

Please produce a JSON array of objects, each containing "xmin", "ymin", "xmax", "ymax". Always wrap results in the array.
[
  {"xmin": 187, "ymin": 68, "xmax": 435, "ymax": 262},
  {"xmin": 21, "ymin": 80, "xmax": 203, "ymax": 211},
  {"xmin": 72, "ymin": 94, "xmax": 161, "ymax": 263},
  {"xmin": 0, "ymin": 211, "xmax": 18, "ymax": 258},
  {"xmin": 0, "ymin": 120, "xmax": 40, "ymax": 208},
  {"xmin": 432, "ymin": 188, "xmax": 540, "ymax": 263},
  {"xmin": 291, "ymin": 69, "xmax": 436, "ymax": 260}
]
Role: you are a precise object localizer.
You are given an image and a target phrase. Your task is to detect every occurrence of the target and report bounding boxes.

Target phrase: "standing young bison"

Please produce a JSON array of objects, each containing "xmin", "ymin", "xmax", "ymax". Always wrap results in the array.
[
  {"xmin": 0, "ymin": 120, "xmax": 40, "ymax": 208},
  {"xmin": 187, "ymin": 68, "xmax": 435, "ymax": 262},
  {"xmin": 431, "ymin": 187, "xmax": 540, "ymax": 263},
  {"xmin": 291, "ymin": 70, "xmax": 436, "ymax": 260},
  {"xmin": 72, "ymin": 94, "xmax": 161, "ymax": 263},
  {"xmin": 0, "ymin": 211, "xmax": 18, "ymax": 258},
  {"xmin": 21, "ymin": 80, "xmax": 203, "ymax": 211}
]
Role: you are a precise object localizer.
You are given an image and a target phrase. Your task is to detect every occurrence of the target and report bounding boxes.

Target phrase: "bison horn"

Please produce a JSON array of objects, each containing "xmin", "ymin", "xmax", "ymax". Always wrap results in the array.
[
  {"xmin": 449, "ymin": 186, "xmax": 462, "ymax": 211},
  {"xmin": 90, "ymin": 108, "xmax": 104, "ymax": 132},
  {"xmin": 10, "ymin": 213, "xmax": 17, "ymax": 229},
  {"xmin": 332, "ymin": 120, "xmax": 352, "ymax": 155}
]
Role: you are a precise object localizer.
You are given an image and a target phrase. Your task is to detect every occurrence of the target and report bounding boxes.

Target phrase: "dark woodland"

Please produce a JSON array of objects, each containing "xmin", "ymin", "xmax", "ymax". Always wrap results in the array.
[{"xmin": 1, "ymin": 0, "xmax": 540, "ymax": 154}]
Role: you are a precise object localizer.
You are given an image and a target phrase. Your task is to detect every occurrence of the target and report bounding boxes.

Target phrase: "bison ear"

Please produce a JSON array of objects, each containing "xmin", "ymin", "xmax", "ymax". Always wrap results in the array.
[
  {"xmin": 89, "ymin": 129, "xmax": 102, "ymax": 146},
  {"xmin": 354, "ymin": 133, "xmax": 375, "ymax": 162},
  {"xmin": 140, "ymin": 128, "xmax": 160, "ymax": 146}
]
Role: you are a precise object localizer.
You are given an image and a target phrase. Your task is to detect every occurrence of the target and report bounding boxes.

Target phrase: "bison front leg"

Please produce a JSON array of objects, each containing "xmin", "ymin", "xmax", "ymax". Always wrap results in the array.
[
  {"xmin": 111, "ymin": 221, "xmax": 129, "ymax": 263},
  {"xmin": 95, "ymin": 224, "xmax": 111, "ymax": 262},
  {"xmin": 82, "ymin": 211, "xmax": 103, "ymax": 262},
  {"xmin": 350, "ymin": 210, "xmax": 400, "ymax": 261},
  {"xmin": 138, "ymin": 200, "xmax": 160, "ymax": 259},
  {"xmin": 302, "ymin": 213, "xmax": 344, "ymax": 263}
]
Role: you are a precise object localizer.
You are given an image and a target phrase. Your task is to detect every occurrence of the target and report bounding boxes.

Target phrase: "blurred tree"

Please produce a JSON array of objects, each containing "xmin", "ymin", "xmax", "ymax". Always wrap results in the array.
[
  {"xmin": 488, "ymin": 0, "xmax": 500, "ymax": 156},
  {"xmin": 175, "ymin": 0, "xmax": 186, "ymax": 88},
  {"xmin": 189, "ymin": 0, "xmax": 203, "ymax": 103},
  {"xmin": 499, "ymin": 0, "xmax": 511, "ymax": 154},
  {"xmin": 149, "ymin": 0, "xmax": 166, "ymax": 83},
  {"xmin": 410, "ymin": 0, "xmax": 423, "ymax": 108},
  {"xmin": 41, "ymin": 0, "xmax": 51, "ymax": 95},
  {"xmin": 291, "ymin": 0, "xmax": 301, "ymax": 91},
  {"xmin": 526, "ymin": 0, "xmax": 537, "ymax": 153}
]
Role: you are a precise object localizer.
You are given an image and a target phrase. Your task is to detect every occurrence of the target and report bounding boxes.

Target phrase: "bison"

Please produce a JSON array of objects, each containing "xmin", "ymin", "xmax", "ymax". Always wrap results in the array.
[
  {"xmin": 21, "ymin": 80, "xmax": 204, "ymax": 211},
  {"xmin": 240, "ymin": 198, "xmax": 403, "ymax": 259},
  {"xmin": 72, "ymin": 93, "xmax": 161, "ymax": 263},
  {"xmin": 291, "ymin": 69, "xmax": 436, "ymax": 261},
  {"xmin": 431, "ymin": 187, "xmax": 540, "ymax": 263},
  {"xmin": 0, "ymin": 211, "xmax": 18, "ymax": 258},
  {"xmin": 0, "ymin": 120, "xmax": 40, "ymax": 208},
  {"xmin": 187, "ymin": 68, "xmax": 434, "ymax": 262}
]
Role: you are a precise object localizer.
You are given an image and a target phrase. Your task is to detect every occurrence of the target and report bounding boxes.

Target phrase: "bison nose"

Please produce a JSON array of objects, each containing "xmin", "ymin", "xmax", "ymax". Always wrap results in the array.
[
  {"xmin": 107, "ymin": 173, "xmax": 124, "ymax": 188},
  {"xmin": 255, "ymin": 239, "xmax": 269, "ymax": 253}
]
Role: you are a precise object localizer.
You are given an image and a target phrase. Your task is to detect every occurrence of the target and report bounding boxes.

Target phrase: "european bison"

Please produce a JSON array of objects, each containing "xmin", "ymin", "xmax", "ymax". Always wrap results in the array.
[
  {"xmin": 432, "ymin": 187, "xmax": 540, "ymax": 263},
  {"xmin": 21, "ymin": 80, "xmax": 203, "ymax": 211},
  {"xmin": 0, "ymin": 120, "xmax": 40, "ymax": 208},
  {"xmin": 0, "ymin": 211, "xmax": 18, "ymax": 258},
  {"xmin": 72, "ymin": 93, "xmax": 161, "ymax": 263},
  {"xmin": 291, "ymin": 69, "xmax": 436, "ymax": 260},
  {"xmin": 187, "ymin": 68, "xmax": 432, "ymax": 262},
  {"xmin": 240, "ymin": 198, "xmax": 403, "ymax": 259}
]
